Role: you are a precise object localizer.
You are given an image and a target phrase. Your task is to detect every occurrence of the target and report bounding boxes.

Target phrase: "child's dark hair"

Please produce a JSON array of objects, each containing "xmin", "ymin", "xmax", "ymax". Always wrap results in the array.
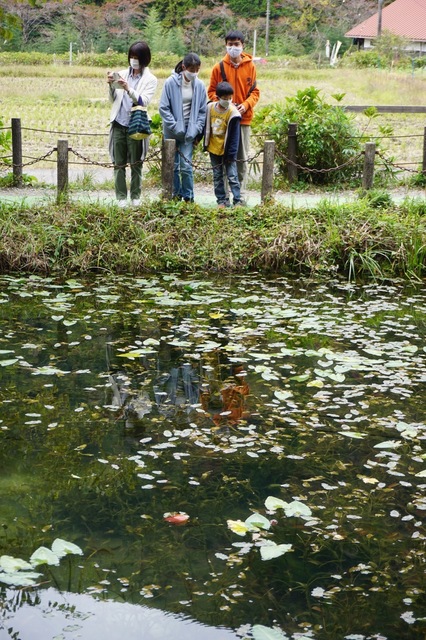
[
  {"xmin": 175, "ymin": 52, "xmax": 201, "ymax": 74},
  {"xmin": 225, "ymin": 30, "xmax": 245, "ymax": 44},
  {"xmin": 128, "ymin": 41, "xmax": 151, "ymax": 68},
  {"xmin": 216, "ymin": 81, "xmax": 234, "ymax": 97}
]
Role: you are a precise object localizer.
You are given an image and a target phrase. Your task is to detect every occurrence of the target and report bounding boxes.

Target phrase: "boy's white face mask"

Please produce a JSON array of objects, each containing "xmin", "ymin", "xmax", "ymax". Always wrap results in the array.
[
  {"xmin": 226, "ymin": 45, "xmax": 243, "ymax": 59},
  {"xmin": 129, "ymin": 58, "xmax": 141, "ymax": 70},
  {"xmin": 219, "ymin": 99, "xmax": 231, "ymax": 109}
]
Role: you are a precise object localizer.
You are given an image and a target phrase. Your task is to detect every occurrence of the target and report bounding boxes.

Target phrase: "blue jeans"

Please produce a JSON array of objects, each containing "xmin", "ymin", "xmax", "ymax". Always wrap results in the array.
[
  {"xmin": 167, "ymin": 138, "xmax": 194, "ymax": 201},
  {"xmin": 210, "ymin": 153, "xmax": 241, "ymax": 206}
]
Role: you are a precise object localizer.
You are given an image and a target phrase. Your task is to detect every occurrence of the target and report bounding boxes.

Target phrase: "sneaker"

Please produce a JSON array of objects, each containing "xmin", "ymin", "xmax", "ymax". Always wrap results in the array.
[
  {"xmin": 116, "ymin": 200, "xmax": 127, "ymax": 208},
  {"xmin": 131, "ymin": 199, "xmax": 141, "ymax": 207}
]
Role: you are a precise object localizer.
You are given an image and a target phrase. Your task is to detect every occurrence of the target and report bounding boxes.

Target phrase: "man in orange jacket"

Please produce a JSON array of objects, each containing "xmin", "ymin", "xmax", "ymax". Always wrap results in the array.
[{"xmin": 208, "ymin": 30, "xmax": 260, "ymax": 203}]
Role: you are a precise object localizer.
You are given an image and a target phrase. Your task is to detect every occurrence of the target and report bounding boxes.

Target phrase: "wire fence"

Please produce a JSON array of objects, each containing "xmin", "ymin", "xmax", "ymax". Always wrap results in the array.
[{"xmin": 1, "ymin": 118, "xmax": 425, "ymax": 191}]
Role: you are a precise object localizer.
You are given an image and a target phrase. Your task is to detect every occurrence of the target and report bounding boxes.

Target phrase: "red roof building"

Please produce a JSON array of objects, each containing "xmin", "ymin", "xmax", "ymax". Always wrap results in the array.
[{"xmin": 345, "ymin": 0, "xmax": 426, "ymax": 53}]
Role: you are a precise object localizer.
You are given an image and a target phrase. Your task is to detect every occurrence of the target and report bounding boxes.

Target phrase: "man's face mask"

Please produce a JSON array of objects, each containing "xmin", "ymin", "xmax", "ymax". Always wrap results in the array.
[{"xmin": 226, "ymin": 45, "xmax": 243, "ymax": 58}]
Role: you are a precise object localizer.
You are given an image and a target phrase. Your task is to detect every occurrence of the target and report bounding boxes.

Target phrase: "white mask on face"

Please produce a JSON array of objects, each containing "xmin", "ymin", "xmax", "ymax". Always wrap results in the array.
[
  {"xmin": 226, "ymin": 45, "xmax": 243, "ymax": 59},
  {"xmin": 219, "ymin": 99, "xmax": 231, "ymax": 109},
  {"xmin": 129, "ymin": 58, "xmax": 141, "ymax": 70},
  {"xmin": 184, "ymin": 71, "xmax": 198, "ymax": 81}
]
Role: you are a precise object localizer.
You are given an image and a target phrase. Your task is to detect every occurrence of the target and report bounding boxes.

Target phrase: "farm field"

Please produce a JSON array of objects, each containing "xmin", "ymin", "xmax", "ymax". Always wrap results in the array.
[{"xmin": 1, "ymin": 63, "xmax": 426, "ymax": 179}]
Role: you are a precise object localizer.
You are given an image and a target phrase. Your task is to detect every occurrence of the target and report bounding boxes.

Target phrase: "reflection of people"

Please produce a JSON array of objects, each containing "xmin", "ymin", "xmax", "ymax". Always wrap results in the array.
[
  {"xmin": 204, "ymin": 81, "xmax": 242, "ymax": 208},
  {"xmin": 107, "ymin": 41, "xmax": 158, "ymax": 208},
  {"xmin": 207, "ymin": 30, "xmax": 260, "ymax": 202},
  {"xmin": 159, "ymin": 53, "xmax": 207, "ymax": 203},
  {"xmin": 204, "ymin": 364, "xmax": 250, "ymax": 427}
]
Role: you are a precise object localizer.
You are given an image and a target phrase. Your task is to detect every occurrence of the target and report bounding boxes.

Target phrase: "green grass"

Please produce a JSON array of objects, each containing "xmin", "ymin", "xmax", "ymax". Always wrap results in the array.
[
  {"xmin": 0, "ymin": 196, "xmax": 424, "ymax": 280},
  {"xmin": 1, "ymin": 64, "xmax": 426, "ymax": 179}
]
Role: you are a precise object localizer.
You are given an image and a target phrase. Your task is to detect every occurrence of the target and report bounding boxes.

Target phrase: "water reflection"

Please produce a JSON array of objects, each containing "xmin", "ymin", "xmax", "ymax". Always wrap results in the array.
[
  {"xmin": 3, "ymin": 587, "xmax": 238, "ymax": 640},
  {"xmin": 108, "ymin": 352, "xmax": 250, "ymax": 432},
  {"xmin": 0, "ymin": 273, "xmax": 425, "ymax": 640}
]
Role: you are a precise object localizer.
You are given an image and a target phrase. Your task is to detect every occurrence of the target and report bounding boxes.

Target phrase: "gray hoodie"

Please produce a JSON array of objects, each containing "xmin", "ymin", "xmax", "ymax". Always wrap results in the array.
[{"xmin": 159, "ymin": 71, "xmax": 207, "ymax": 143}]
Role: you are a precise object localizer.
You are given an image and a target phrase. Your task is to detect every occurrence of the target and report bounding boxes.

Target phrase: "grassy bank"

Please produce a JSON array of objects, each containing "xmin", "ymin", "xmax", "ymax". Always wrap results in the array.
[{"xmin": 0, "ymin": 197, "xmax": 424, "ymax": 280}]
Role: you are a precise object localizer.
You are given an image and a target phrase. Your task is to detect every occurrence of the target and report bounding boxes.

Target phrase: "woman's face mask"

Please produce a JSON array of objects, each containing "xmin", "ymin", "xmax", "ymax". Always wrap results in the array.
[
  {"xmin": 183, "ymin": 69, "xmax": 199, "ymax": 81},
  {"xmin": 129, "ymin": 58, "xmax": 141, "ymax": 70},
  {"xmin": 226, "ymin": 45, "xmax": 243, "ymax": 59}
]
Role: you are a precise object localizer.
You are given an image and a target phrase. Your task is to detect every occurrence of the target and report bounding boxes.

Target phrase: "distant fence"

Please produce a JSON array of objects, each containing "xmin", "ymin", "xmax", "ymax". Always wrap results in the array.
[{"xmin": 2, "ymin": 112, "xmax": 426, "ymax": 203}]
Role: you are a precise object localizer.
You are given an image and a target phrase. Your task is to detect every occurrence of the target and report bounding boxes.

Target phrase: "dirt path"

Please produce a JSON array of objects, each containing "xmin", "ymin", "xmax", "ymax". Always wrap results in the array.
[{"xmin": 1, "ymin": 167, "xmax": 424, "ymax": 207}]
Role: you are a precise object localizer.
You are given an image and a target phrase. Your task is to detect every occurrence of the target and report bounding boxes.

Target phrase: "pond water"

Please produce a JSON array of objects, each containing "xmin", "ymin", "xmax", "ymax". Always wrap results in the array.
[{"xmin": 0, "ymin": 273, "xmax": 425, "ymax": 640}]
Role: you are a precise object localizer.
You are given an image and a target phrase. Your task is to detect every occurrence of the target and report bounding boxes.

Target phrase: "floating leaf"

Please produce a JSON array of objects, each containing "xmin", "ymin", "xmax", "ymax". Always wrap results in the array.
[
  {"xmin": 274, "ymin": 390, "xmax": 293, "ymax": 402},
  {"xmin": 307, "ymin": 379, "xmax": 324, "ymax": 388},
  {"xmin": 51, "ymin": 538, "xmax": 83, "ymax": 558},
  {"xmin": 30, "ymin": 546, "xmax": 60, "ymax": 567},
  {"xmin": 0, "ymin": 555, "xmax": 33, "ymax": 573},
  {"xmin": 259, "ymin": 542, "xmax": 293, "ymax": 561},
  {"xmin": 0, "ymin": 571, "xmax": 42, "ymax": 587},
  {"xmin": 290, "ymin": 374, "xmax": 310, "ymax": 382},
  {"xmin": 245, "ymin": 513, "xmax": 271, "ymax": 531},
  {"xmin": 338, "ymin": 431, "xmax": 365, "ymax": 439},
  {"xmin": 415, "ymin": 469, "xmax": 426, "ymax": 477},
  {"xmin": 374, "ymin": 440, "xmax": 402, "ymax": 449},
  {"xmin": 117, "ymin": 349, "xmax": 155, "ymax": 359},
  {"xmin": 0, "ymin": 359, "xmax": 18, "ymax": 367},
  {"xmin": 227, "ymin": 519, "xmax": 250, "ymax": 536},
  {"xmin": 283, "ymin": 500, "xmax": 312, "ymax": 518},
  {"xmin": 264, "ymin": 496, "xmax": 289, "ymax": 511},
  {"xmin": 252, "ymin": 624, "xmax": 288, "ymax": 640}
]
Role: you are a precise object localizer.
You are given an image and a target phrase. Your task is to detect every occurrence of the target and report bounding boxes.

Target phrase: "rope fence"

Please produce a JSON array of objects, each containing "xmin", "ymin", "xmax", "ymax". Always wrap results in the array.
[{"xmin": 2, "ymin": 117, "xmax": 426, "ymax": 202}]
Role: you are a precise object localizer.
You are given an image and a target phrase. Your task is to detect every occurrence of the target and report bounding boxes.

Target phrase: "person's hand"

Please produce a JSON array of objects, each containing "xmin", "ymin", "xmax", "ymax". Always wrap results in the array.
[
  {"xmin": 117, "ymin": 78, "xmax": 129, "ymax": 92},
  {"xmin": 236, "ymin": 103, "xmax": 247, "ymax": 115}
]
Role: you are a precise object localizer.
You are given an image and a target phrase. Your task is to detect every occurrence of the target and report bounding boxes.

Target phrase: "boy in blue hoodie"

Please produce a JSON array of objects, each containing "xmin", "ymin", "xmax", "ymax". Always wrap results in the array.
[{"xmin": 204, "ymin": 82, "xmax": 242, "ymax": 208}]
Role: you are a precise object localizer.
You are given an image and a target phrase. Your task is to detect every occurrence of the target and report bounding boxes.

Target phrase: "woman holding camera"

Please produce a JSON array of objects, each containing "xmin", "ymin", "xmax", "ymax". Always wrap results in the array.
[{"xmin": 107, "ymin": 41, "xmax": 157, "ymax": 207}]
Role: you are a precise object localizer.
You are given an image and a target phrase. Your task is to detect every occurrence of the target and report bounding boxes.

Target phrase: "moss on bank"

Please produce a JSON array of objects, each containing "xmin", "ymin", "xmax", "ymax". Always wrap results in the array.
[{"xmin": 0, "ymin": 197, "xmax": 425, "ymax": 280}]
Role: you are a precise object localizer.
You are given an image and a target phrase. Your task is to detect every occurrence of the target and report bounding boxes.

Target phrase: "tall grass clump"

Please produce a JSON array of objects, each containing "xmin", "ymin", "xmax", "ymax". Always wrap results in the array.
[{"xmin": 0, "ymin": 198, "xmax": 424, "ymax": 281}]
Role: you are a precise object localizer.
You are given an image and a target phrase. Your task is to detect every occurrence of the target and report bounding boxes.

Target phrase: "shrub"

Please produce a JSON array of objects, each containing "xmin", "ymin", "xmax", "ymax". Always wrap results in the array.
[{"xmin": 252, "ymin": 86, "xmax": 363, "ymax": 185}]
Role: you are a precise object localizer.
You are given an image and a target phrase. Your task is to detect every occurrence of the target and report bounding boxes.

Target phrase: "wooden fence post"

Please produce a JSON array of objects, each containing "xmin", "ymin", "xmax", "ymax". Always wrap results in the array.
[
  {"xmin": 362, "ymin": 142, "xmax": 376, "ymax": 190},
  {"xmin": 287, "ymin": 123, "xmax": 298, "ymax": 184},
  {"xmin": 422, "ymin": 126, "xmax": 426, "ymax": 175},
  {"xmin": 162, "ymin": 138, "xmax": 176, "ymax": 199},
  {"xmin": 261, "ymin": 140, "xmax": 275, "ymax": 202},
  {"xmin": 57, "ymin": 139, "xmax": 69, "ymax": 202},
  {"xmin": 11, "ymin": 118, "xmax": 23, "ymax": 187}
]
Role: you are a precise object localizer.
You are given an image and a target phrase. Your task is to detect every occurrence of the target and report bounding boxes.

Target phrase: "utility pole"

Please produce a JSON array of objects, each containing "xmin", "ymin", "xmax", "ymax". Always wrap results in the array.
[
  {"xmin": 377, "ymin": 0, "xmax": 384, "ymax": 37},
  {"xmin": 265, "ymin": 0, "xmax": 270, "ymax": 56}
]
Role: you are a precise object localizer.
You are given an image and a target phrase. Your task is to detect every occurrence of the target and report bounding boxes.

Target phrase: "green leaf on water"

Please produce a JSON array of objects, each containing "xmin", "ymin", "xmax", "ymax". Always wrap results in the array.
[
  {"xmin": 30, "ymin": 546, "xmax": 60, "ymax": 566},
  {"xmin": 51, "ymin": 538, "xmax": 83, "ymax": 558},
  {"xmin": 0, "ymin": 555, "xmax": 33, "ymax": 572},
  {"xmin": 374, "ymin": 440, "xmax": 402, "ymax": 449},
  {"xmin": 274, "ymin": 390, "xmax": 293, "ymax": 402},
  {"xmin": 264, "ymin": 496, "xmax": 289, "ymax": 511},
  {"xmin": 0, "ymin": 571, "xmax": 42, "ymax": 587},
  {"xmin": 0, "ymin": 359, "xmax": 18, "ymax": 367},
  {"xmin": 259, "ymin": 542, "xmax": 293, "ymax": 561},
  {"xmin": 338, "ymin": 431, "xmax": 366, "ymax": 439},
  {"xmin": 245, "ymin": 513, "xmax": 271, "ymax": 531},
  {"xmin": 252, "ymin": 624, "xmax": 288, "ymax": 640}
]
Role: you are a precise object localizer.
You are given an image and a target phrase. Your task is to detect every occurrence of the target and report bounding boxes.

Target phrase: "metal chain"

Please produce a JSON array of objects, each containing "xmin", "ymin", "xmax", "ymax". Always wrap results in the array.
[
  {"xmin": 274, "ymin": 148, "xmax": 364, "ymax": 174},
  {"xmin": 176, "ymin": 147, "xmax": 264, "ymax": 173},
  {"xmin": 0, "ymin": 148, "xmax": 57, "ymax": 169},
  {"xmin": 376, "ymin": 151, "xmax": 421, "ymax": 174},
  {"xmin": 69, "ymin": 147, "xmax": 162, "ymax": 169}
]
